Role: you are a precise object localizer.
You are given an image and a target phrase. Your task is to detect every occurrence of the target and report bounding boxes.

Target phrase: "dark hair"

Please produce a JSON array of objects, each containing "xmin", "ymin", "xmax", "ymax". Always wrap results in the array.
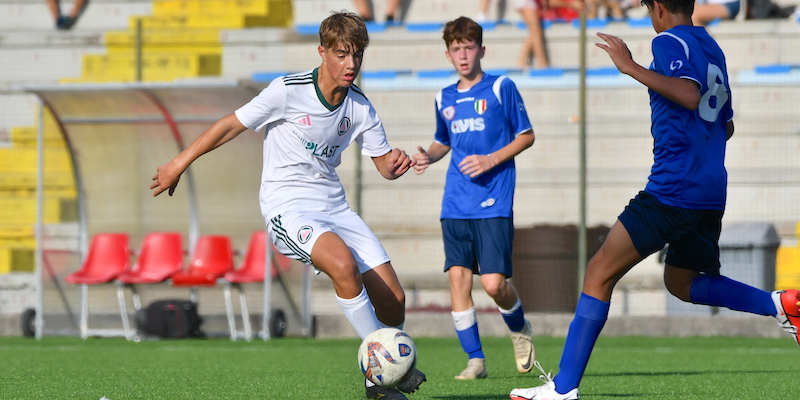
[
  {"xmin": 641, "ymin": 0, "xmax": 694, "ymax": 15},
  {"xmin": 319, "ymin": 11, "xmax": 369, "ymax": 51},
  {"xmin": 443, "ymin": 17, "xmax": 483, "ymax": 48}
]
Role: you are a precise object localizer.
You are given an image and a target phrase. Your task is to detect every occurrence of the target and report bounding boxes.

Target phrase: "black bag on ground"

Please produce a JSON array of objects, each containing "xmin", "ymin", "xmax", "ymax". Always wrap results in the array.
[{"xmin": 136, "ymin": 299, "xmax": 205, "ymax": 338}]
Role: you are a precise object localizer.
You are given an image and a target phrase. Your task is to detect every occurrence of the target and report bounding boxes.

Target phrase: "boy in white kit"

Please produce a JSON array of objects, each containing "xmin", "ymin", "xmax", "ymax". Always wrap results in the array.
[{"xmin": 150, "ymin": 11, "xmax": 425, "ymax": 400}]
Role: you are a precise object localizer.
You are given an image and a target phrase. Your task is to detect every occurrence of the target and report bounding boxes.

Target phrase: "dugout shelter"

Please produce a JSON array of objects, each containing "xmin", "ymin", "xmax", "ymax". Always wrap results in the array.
[{"xmin": 24, "ymin": 83, "xmax": 312, "ymax": 340}]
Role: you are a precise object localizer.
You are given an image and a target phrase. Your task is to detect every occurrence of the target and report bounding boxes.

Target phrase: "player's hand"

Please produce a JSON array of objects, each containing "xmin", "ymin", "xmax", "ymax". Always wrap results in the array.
[
  {"xmin": 150, "ymin": 160, "xmax": 182, "ymax": 197},
  {"xmin": 412, "ymin": 145, "xmax": 431, "ymax": 175},
  {"xmin": 595, "ymin": 32, "xmax": 635, "ymax": 75},
  {"xmin": 385, "ymin": 148, "xmax": 416, "ymax": 179},
  {"xmin": 458, "ymin": 153, "xmax": 497, "ymax": 178}
]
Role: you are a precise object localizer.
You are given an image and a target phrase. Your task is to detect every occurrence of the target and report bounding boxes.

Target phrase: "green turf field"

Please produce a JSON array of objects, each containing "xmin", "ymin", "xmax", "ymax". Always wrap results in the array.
[{"xmin": 0, "ymin": 335, "xmax": 796, "ymax": 399}]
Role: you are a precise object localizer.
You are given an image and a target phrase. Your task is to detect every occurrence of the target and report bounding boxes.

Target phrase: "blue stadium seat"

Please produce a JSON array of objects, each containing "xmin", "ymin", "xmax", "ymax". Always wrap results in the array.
[
  {"xmin": 405, "ymin": 22, "xmax": 444, "ymax": 32},
  {"xmin": 252, "ymin": 72, "xmax": 288, "ymax": 83},
  {"xmin": 586, "ymin": 67, "xmax": 620, "ymax": 76},
  {"xmin": 529, "ymin": 68, "xmax": 566, "ymax": 78},
  {"xmin": 362, "ymin": 70, "xmax": 412, "ymax": 79},
  {"xmin": 478, "ymin": 21, "xmax": 497, "ymax": 30},
  {"xmin": 417, "ymin": 69, "xmax": 454, "ymax": 78},
  {"xmin": 295, "ymin": 24, "xmax": 320, "ymax": 35},
  {"xmin": 485, "ymin": 68, "xmax": 523, "ymax": 76},
  {"xmin": 517, "ymin": 20, "xmax": 556, "ymax": 30},
  {"xmin": 627, "ymin": 17, "xmax": 652, "ymax": 28},
  {"xmin": 754, "ymin": 64, "xmax": 796, "ymax": 74},
  {"xmin": 365, "ymin": 22, "xmax": 387, "ymax": 33},
  {"xmin": 573, "ymin": 18, "xmax": 608, "ymax": 29}
]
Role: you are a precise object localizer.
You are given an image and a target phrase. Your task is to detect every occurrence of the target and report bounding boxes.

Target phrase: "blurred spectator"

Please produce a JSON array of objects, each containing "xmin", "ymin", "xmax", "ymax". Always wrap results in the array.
[
  {"xmin": 516, "ymin": 0, "xmax": 585, "ymax": 69},
  {"xmin": 747, "ymin": 0, "xmax": 798, "ymax": 19},
  {"xmin": 46, "ymin": 0, "xmax": 89, "ymax": 30},
  {"xmin": 515, "ymin": 0, "xmax": 549, "ymax": 69},
  {"xmin": 541, "ymin": 0, "xmax": 584, "ymax": 22},
  {"xmin": 691, "ymin": 0, "xmax": 740, "ymax": 26},
  {"xmin": 352, "ymin": 0, "xmax": 403, "ymax": 24},
  {"xmin": 585, "ymin": 0, "xmax": 626, "ymax": 20},
  {"xmin": 477, "ymin": 0, "xmax": 509, "ymax": 23}
]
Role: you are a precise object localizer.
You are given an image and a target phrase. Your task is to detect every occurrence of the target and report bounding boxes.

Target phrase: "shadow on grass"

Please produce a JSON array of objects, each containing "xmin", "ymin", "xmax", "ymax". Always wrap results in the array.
[
  {"xmin": 586, "ymin": 369, "xmax": 784, "ymax": 378},
  {"xmin": 431, "ymin": 395, "xmax": 511, "ymax": 400}
]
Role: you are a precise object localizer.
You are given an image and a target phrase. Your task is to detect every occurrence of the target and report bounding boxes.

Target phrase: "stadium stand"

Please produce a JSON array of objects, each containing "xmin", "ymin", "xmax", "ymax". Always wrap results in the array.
[{"xmin": 0, "ymin": 0, "xmax": 799, "ymax": 338}]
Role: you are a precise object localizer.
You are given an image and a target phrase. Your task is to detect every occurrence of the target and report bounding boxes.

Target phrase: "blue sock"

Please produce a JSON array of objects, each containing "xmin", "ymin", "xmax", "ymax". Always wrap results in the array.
[
  {"xmin": 500, "ymin": 299, "xmax": 526, "ymax": 332},
  {"xmin": 689, "ymin": 274, "xmax": 777, "ymax": 316},
  {"xmin": 456, "ymin": 324, "xmax": 485, "ymax": 359},
  {"xmin": 453, "ymin": 308, "xmax": 484, "ymax": 359},
  {"xmin": 553, "ymin": 293, "xmax": 609, "ymax": 394}
]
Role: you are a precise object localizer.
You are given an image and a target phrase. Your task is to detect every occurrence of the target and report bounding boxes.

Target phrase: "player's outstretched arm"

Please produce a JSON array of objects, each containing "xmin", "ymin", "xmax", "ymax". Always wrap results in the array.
[
  {"xmin": 459, "ymin": 130, "xmax": 534, "ymax": 178},
  {"xmin": 595, "ymin": 32, "xmax": 700, "ymax": 110},
  {"xmin": 151, "ymin": 113, "xmax": 247, "ymax": 196},
  {"xmin": 372, "ymin": 148, "xmax": 417, "ymax": 180},
  {"xmin": 412, "ymin": 143, "xmax": 451, "ymax": 175}
]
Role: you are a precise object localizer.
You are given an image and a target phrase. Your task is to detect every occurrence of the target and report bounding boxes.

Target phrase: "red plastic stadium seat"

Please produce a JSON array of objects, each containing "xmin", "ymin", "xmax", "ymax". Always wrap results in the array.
[
  {"xmin": 224, "ymin": 230, "xmax": 292, "ymax": 284},
  {"xmin": 66, "ymin": 233, "xmax": 130, "ymax": 285},
  {"xmin": 172, "ymin": 235, "xmax": 234, "ymax": 287},
  {"xmin": 117, "ymin": 232, "xmax": 184, "ymax": 284},
  {"xmin": 65, "ymin": 233, "xmax": 130, "ymax": 339},
  {"xmin": 116, "ymin": 232, "xmax": 184, "ymax": 340},
  {"xmin": 222, "ymin": 231, "xmax": 292, "ymax": 341}
]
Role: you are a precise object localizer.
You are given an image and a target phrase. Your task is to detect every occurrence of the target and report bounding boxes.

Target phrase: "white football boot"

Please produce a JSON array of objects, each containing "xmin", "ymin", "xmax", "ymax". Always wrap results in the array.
[{"xmin": 509, "ymin": 361, "xmax": 579, "ymax": 400}]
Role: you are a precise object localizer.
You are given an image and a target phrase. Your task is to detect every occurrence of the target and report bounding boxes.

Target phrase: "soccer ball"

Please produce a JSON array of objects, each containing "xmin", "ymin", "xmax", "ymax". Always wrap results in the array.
[{"xmin": 357, "ymin": 328, "xmax": 417, "ymax": 387}]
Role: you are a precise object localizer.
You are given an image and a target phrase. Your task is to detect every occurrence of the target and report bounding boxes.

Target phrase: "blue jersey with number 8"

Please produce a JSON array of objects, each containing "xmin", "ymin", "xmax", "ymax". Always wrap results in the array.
[{"xmin": 645, "ymin": 25, "xmax": 733, "ymax": 211}]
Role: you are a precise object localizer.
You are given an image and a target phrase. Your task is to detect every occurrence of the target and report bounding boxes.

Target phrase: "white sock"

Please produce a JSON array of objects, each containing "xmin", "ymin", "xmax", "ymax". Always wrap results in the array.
[
  {"xmin": 452, "ymin": 307, "xmax": 478, "ymax": 331},
  {"xmin": 498, "ymin": 298, "xmax": 522, "ymax": 315},
  {"xmin": 336, "ymin": 286, "xmax": 381, "ymax": 340}
]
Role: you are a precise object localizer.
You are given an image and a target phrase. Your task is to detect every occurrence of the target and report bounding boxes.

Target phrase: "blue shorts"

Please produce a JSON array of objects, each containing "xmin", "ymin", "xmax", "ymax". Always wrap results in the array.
[
  {"xmin": 441, "ymin": 218, "xmax": 514, "ymax": 277},
  {"xmin": 618, "ymin": 191, "xmax": 723, "ymax": 274}
]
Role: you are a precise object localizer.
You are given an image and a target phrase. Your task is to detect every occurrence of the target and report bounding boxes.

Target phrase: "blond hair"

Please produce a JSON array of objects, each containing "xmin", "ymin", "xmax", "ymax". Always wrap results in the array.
[{"xmin": 319, "ymin": 11, "xmax": 370, "ymax": 52}]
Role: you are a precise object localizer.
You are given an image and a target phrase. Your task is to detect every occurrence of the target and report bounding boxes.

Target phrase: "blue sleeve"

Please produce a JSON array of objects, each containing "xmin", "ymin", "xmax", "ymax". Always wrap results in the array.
[
  {"xmin": 500, "ymin": 78, "xmax": 532, "ymax": 135},
  {"xmin": 652, "ymin": 34, "xmax": 698, "ymax": 85}
]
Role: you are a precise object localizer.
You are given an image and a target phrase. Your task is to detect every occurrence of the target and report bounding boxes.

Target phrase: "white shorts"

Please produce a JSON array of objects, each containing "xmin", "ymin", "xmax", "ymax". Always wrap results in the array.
[
  {"xmin": 267, "ymin": 208, "xmax": 390, "ymax": 274},
  {"xmin": 515, "ymin": 0, "xmax": 541, "ymax": 10}
]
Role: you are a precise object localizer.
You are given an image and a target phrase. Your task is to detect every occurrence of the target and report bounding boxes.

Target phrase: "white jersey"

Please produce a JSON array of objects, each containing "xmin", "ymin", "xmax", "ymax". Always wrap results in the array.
[{"xmin": 234, "ymin": 69, "xmax": 392, "ymax": 219}]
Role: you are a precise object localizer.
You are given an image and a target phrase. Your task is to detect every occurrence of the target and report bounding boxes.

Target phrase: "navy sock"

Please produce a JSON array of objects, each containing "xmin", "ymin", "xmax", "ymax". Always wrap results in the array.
[
  {"xmin": 500, "ymin": 300, "xmax": 526, "ymax": 332},
  {"xmin": 553, "ymin": 293, "xmax": 609, "ymax": 394},
  {"xmin": 689, "ymin": 274, "xmax": 776, "ymax": 316},
  {"xmin": 456, "ymin": 324, "xmax": 485, "ymax": 359}
]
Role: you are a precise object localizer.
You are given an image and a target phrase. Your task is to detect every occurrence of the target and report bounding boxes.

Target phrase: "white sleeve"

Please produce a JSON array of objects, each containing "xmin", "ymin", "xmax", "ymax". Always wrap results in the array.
[
  {"xmin": 234, "ymin": 77, "xmax": 286, "ymax": 132},
  {"xmin": 356, "ymin": 104, "xmax": 392, "ymax": 157}
]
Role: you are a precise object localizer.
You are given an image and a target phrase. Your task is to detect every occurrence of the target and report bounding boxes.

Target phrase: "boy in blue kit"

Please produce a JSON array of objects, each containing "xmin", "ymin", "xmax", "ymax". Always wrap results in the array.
[
  {"xmin": 509, "ymin": 0, "xmax": 800, "ymax": 398},
  {"xmin": 412, "ymin": 17, "xmax": 537, "ymax": 380}
]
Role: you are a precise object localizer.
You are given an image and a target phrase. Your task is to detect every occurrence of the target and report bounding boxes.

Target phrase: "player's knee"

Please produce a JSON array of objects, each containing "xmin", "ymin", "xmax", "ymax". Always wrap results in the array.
[
  {"xmin": 664, "ymin": 280, "xmax": 692, "ymax": 302},
  {"xmin": 481, "ymin": 279, "xmax": 507, "ymax": 300},
  {"xmin": 324, "ymin": 257, "xmax": 361, "ymax": 284}
]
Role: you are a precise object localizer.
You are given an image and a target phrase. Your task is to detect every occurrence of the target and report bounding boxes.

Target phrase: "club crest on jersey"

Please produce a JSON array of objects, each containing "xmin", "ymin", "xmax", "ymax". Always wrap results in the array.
[
  {"xmin": 337, "ymin": 117, "xmax": 351, "ymax": 136},
  {"xmin": 442, "ymin": 106, "xmax": 456, "ymax": 121},
  {"xmin": 474, "ymin": 100, "xmax": 487, "ymax": 115},
  {"xmin": 297, "ymin": 226, "xmax": 313, "ymax": 244}
]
